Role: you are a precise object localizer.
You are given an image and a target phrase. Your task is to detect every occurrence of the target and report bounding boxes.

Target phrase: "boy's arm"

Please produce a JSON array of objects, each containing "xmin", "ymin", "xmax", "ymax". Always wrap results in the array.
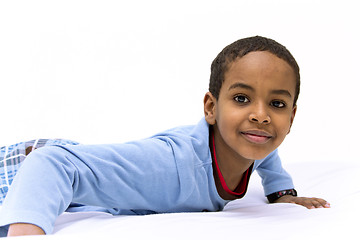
[
  {"xmin": 266, "ymin": 188, "xmax": 330, "ymax": 209},
  {"xmin": 256, "ymin": 150, "xmax": 330, "ymax": 209}
]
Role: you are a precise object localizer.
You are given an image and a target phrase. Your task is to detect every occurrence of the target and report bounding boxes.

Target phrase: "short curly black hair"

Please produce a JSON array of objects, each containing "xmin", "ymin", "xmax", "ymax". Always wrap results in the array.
[{"xmin": 209, "ymin": 36, "xmax": 300, "ymax": 106}]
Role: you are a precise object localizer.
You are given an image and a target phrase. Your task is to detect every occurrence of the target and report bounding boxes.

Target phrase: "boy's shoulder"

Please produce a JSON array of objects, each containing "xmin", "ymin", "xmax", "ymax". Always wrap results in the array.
[
  {"xmin": 149, "ymin": 118, "xmax": 210, "ymax": 157},
  {"xmin": 152, "ymin": 118, "xmax": 209, "ymax": 140}
]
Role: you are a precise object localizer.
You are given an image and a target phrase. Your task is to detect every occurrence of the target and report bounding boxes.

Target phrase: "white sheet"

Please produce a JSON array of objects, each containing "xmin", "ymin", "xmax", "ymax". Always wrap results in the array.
[{"xmin": 2, "ymin": 160, "xmax": 358, "ymax": 239}]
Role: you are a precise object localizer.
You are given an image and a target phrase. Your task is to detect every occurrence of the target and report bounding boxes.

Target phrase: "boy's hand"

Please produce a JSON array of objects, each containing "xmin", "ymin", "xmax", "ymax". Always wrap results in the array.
[{"xmin": 274, "ymin": 195, "xmax": 331, "ymax": 209}]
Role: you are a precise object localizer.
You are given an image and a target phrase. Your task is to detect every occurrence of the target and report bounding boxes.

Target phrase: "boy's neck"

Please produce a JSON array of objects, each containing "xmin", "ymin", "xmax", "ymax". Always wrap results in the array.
[{"xmin": 210, "ymin": 125, "xmax": 254, "ymax": 199}]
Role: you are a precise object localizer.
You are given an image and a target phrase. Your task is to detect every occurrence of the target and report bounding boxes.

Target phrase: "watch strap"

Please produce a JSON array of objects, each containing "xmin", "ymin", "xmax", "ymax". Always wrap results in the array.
[{"xmin": 267, "ymin": 189, "xmax": 297, "ymax": 203}]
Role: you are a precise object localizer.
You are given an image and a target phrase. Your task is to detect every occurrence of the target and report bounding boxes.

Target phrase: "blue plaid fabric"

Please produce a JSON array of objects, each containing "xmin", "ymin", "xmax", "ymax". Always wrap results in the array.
[{"xmin": 0, "ymin": 139, "xmax": 79, "ymax": 204}]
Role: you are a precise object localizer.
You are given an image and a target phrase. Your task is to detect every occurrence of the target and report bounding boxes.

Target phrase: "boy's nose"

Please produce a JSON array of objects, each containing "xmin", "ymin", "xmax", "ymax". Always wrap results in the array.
[{"xmin": 249, "ymin": 105, "xmax": 271, "ymax": 124}]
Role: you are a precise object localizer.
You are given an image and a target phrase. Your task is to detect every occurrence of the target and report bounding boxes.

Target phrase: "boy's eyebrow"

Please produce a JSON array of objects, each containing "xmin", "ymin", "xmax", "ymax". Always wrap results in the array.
[
  {"xmin": 271, "ymin": 89, "xmax": 292, "ymax": 98},
  {"xmin": 228, "ymin": 82, "xmax": 292, "ymax": 98},
  {"xmin": 228, "ymin": 82, "xmax": 254, "ymax": 91}
]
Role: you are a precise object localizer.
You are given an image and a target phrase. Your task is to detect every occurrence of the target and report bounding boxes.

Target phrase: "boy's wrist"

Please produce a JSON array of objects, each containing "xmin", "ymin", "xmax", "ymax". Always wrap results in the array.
[{"xmin": 267, "ymin": 189, "xmax": 297, "ymax": 203}]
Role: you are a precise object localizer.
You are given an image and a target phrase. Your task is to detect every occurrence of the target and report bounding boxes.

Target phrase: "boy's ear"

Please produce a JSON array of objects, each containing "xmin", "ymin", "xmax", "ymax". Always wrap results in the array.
[
  {"xmin": 288, "ymin": 105, "xmax": 297, "ymax": 134},
  {"xmin": 204, "ymin": 92, "xmax": 217, "ymax": 125}
]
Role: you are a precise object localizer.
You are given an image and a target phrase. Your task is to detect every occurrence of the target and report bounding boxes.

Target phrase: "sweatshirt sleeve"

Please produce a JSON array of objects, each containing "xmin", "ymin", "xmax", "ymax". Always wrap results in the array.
[
  {"xmin": 255, "ymin": 149, "xmax": 295, "ymax": 196},
  {"xmin": 0, "ymin": 129, "xmax": 224, "ymax": 235},
  {"xmin": 0, "ymin": 138, "xmax": 188, "ymax": 234}
]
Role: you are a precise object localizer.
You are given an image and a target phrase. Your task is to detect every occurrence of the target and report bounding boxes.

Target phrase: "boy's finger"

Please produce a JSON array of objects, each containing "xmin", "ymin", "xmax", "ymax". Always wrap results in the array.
[
  {"xmin": 313, "ymin": 202, "xmax": 324, "ymax": 208},
  {"xmin": 313, "ymin": 198, "xmax": 331, "ymax": 208},
  {"xmin": 309, "ymin": 198, "xmax": 331, "ymax": 208},
  {"xmin": 295, "ymin": 197, "xmax": 328, "ymax": 209}
]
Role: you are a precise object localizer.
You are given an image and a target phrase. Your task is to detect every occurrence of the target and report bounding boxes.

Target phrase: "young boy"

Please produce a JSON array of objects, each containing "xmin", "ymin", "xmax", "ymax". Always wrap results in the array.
[{"xmin": 0, "ymin": 36, "xmax": 330, "ymax": 237}]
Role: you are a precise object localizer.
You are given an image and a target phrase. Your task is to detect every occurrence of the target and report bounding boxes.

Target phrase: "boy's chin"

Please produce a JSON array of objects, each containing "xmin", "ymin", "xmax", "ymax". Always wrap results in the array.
[{"xmin": 241, "ymin": 150, "xmax": 274, "ymax": 161}]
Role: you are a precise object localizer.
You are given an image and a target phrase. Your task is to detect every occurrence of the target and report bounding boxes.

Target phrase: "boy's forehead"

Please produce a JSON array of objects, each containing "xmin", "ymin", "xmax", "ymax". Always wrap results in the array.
[
  {"xmin": 222, "ymin": 51, "xmax": 297, "ymax": 94},
  {"xmin": 226, "ymin": 51, "xmax": 293, "ymax": 74}
]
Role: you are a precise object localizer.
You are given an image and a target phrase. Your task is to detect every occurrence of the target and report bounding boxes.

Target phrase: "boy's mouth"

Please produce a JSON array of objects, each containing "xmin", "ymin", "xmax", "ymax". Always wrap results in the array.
[{"xmin": 241, "ymin": 130, "xmax": 272, "ymax": 144}]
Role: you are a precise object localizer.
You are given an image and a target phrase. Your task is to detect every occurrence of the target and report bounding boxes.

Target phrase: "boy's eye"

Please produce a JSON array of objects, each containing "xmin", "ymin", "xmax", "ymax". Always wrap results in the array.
[
  {"xmin": 234, "ymin": 95, "xmax": 249, "ymax": 103},
  {"xmin": 271, "ymin": 100, "xmax": 286, "ymax": 108}
]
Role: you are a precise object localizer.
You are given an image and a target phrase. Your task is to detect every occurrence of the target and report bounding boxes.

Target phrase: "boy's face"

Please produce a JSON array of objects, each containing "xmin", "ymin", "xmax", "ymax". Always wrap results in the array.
[{"xmin": 204, "ymin": 51, "xmax": 297, "ymax": 161}]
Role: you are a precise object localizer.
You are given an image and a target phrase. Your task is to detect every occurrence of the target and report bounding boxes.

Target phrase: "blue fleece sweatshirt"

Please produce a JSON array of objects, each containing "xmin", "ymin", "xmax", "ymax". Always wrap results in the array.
[{"xmin": 0, "ymin": 118, "xmax": 294, "ymax": 234}]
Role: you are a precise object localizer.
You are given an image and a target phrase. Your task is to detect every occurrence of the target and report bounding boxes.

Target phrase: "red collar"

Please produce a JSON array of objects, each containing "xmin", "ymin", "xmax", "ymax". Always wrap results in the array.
[{"xmin": 211, "ymin": 132, "xmax": 253, "ymax": 197}]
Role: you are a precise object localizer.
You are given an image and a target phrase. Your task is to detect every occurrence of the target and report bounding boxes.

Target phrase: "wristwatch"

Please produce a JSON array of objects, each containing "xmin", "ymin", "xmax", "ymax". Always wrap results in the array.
[{"xmin": 267, "ymin": 189, "xmax": 297, "ymax": 203}]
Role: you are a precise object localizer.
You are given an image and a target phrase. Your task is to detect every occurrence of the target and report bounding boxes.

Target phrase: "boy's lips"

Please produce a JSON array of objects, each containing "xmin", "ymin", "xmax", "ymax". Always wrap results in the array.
[{"xmin": 241, "ymin": 130, "xmax": 273, "ymax": 144}]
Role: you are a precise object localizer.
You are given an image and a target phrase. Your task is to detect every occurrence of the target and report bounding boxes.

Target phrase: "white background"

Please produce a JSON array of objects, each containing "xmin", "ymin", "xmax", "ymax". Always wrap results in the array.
[{"xmin": 0, "ymin": 0, "xmax": 359, "ymax": 165}]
